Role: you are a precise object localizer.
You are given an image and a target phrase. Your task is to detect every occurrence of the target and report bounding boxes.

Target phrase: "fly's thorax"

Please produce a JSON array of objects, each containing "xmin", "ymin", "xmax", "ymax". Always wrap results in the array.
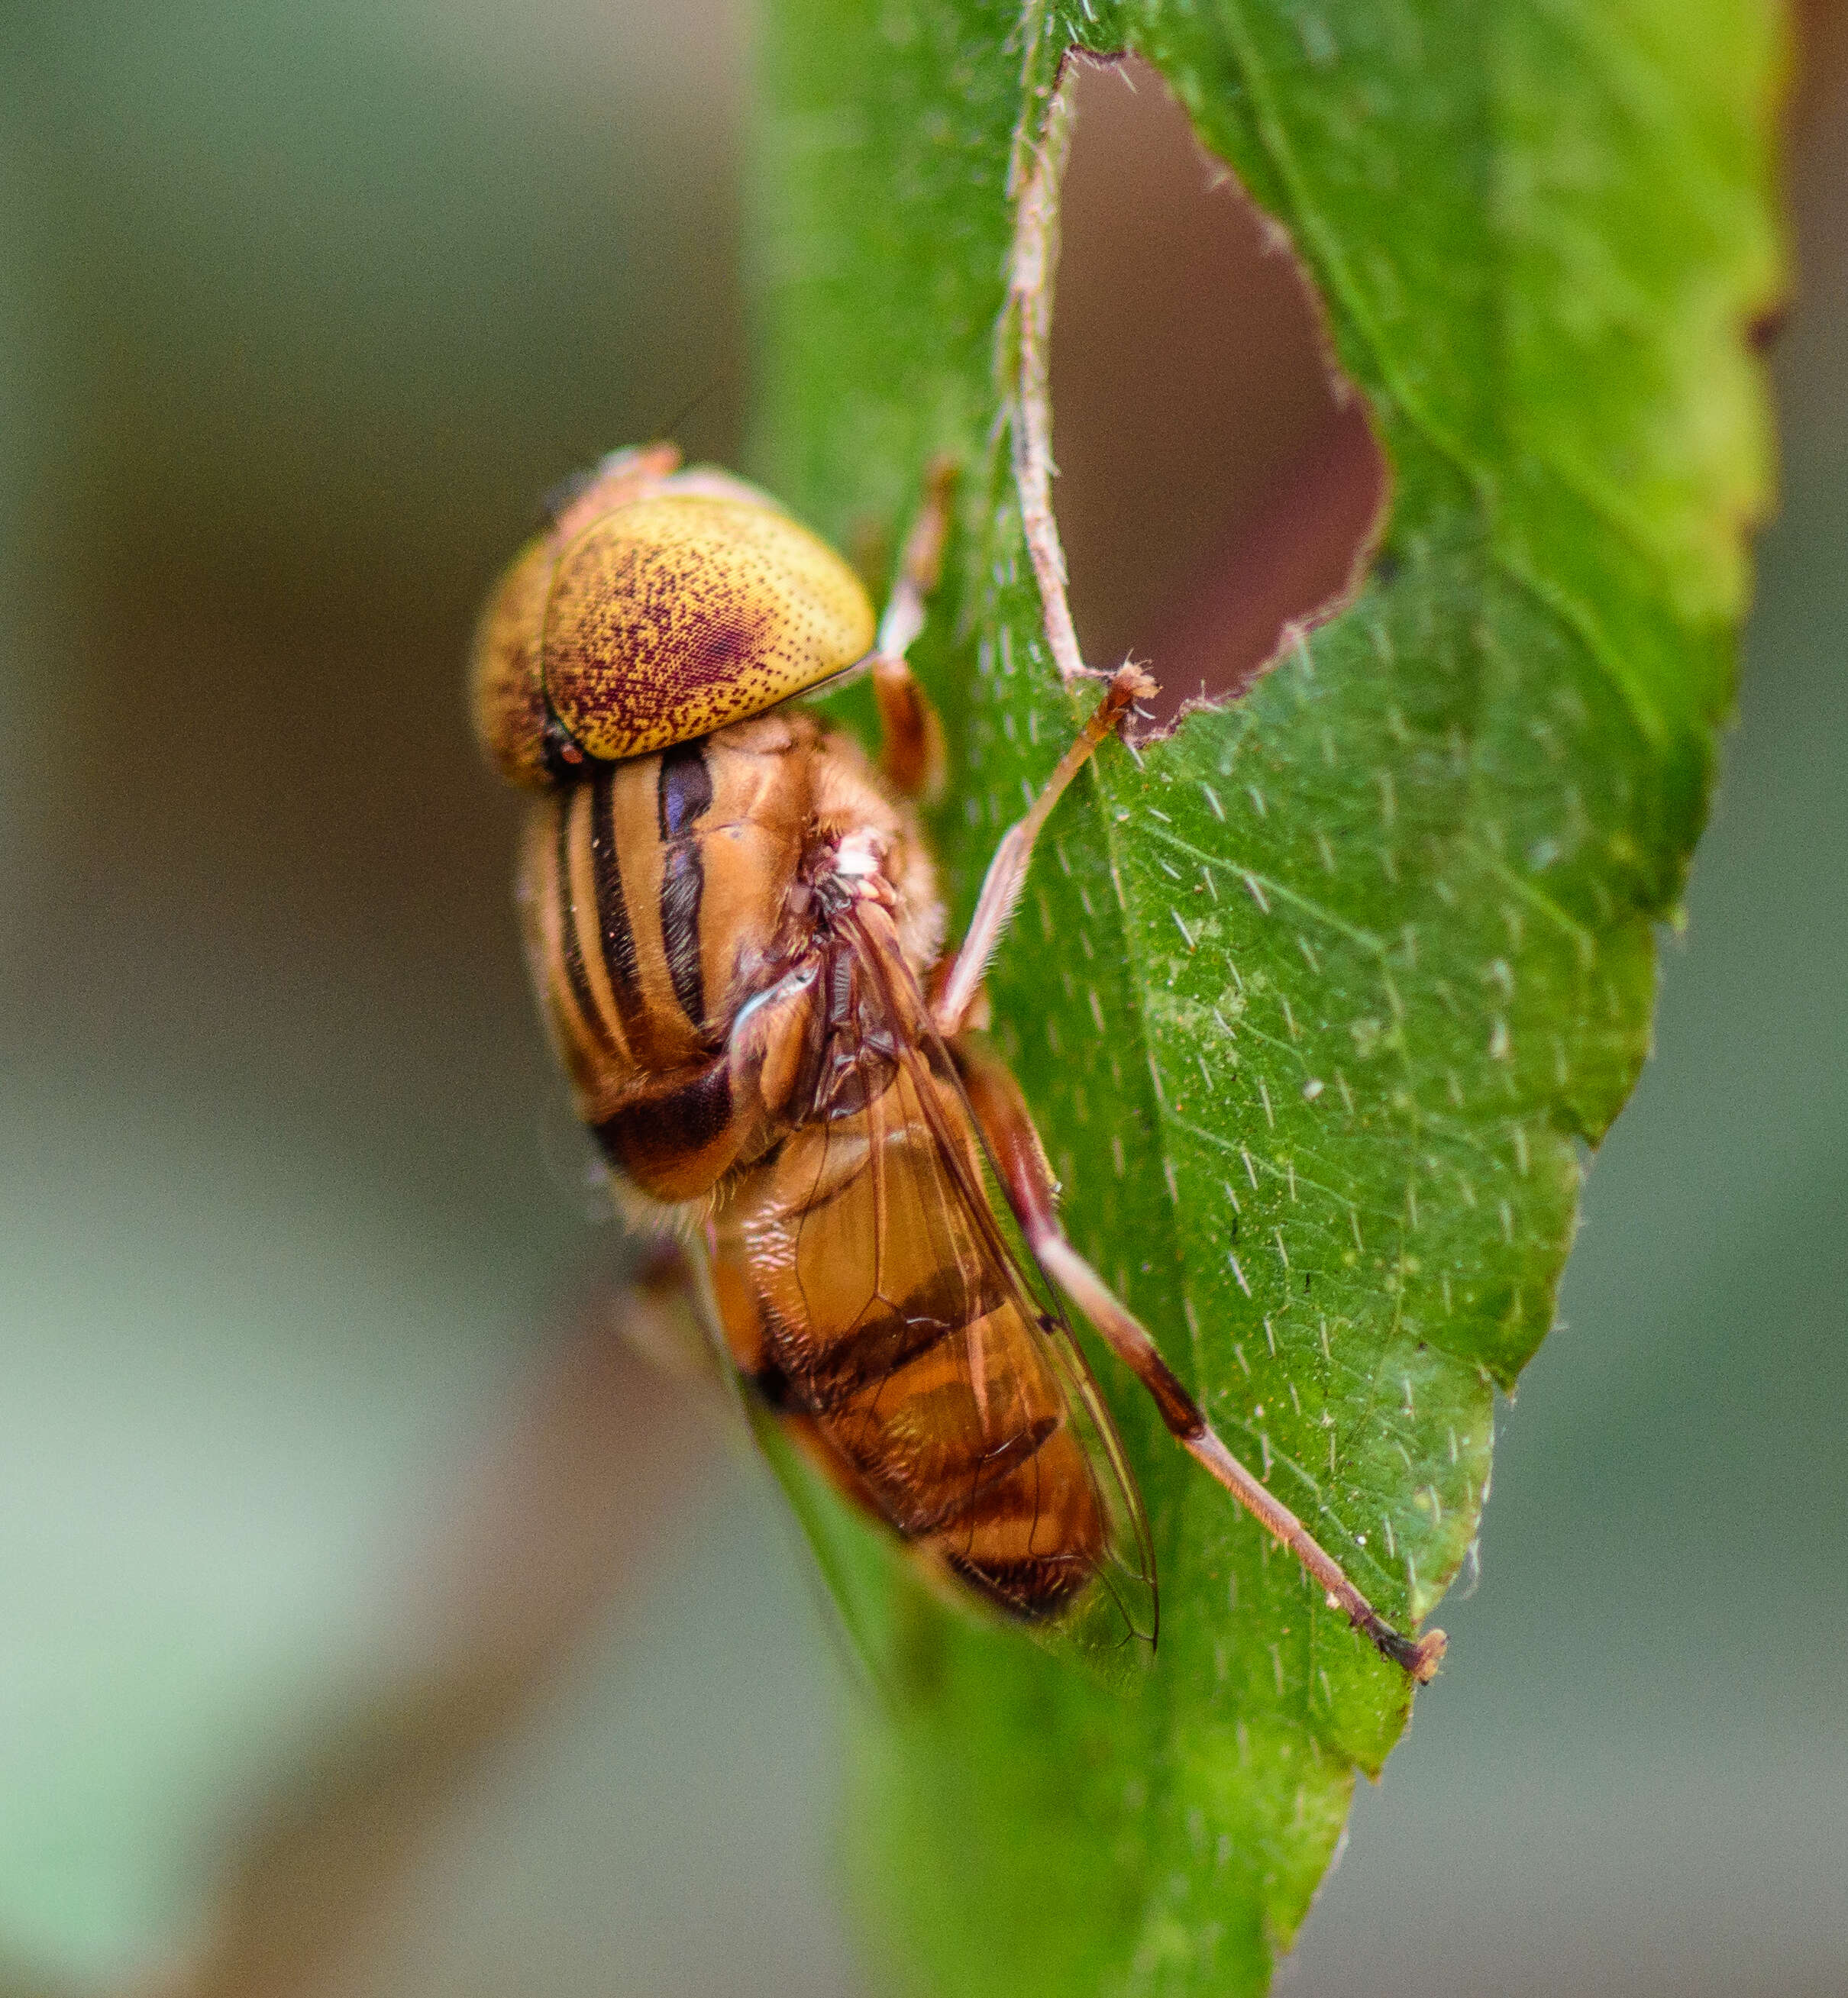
[
  {"xmin": 518, "ymin": 714, "xmax": 816, "ymax": 1110},
  {"xmin": 513, "ymin": 706, "xmax": 945, "ymax": 1217}
]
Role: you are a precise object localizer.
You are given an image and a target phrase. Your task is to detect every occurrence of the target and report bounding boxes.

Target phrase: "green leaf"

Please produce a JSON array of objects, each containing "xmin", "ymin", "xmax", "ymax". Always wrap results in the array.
[{"xmin": 748, "ymin": 2, "xmax": 1784, "ymax": 1992}]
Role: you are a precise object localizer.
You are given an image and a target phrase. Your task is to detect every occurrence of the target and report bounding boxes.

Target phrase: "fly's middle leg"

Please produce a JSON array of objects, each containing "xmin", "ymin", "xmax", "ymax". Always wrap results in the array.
[
  {"xmin": 870, "ymin": 457, "xmax": 958, "ymax": 803},
  {"xmin": 931, "ymin": 664, "xmax": 1155, "ymax": 1038},
  {"xmin": 952, "ymin": 1035, "xmax": 1447, "ymax": 1685}
]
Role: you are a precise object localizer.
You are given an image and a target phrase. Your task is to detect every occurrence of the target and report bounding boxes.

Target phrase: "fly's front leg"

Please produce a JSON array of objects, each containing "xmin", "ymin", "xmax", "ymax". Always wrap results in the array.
[
  {"xmin": 954, "ymin": 1036, "xmax": 1447, "ymax": 1685},
  {"xmin": 870, "ymin": 457, "xmax": 958, "ymax": 803},
  {"xmin": 932, "ymin": 664, "xmax": 1155, "ymax": 1039},
  {"xmin": 614, "ymin": 1237, "xmax": 720, "ymax": 1382}
]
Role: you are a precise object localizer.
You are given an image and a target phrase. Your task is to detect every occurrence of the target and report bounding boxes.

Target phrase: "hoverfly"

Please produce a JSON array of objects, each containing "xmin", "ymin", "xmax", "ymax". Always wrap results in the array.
[{"xmin": 472, "ymin": 444, "xmax": 1443, "ymax": 1682}]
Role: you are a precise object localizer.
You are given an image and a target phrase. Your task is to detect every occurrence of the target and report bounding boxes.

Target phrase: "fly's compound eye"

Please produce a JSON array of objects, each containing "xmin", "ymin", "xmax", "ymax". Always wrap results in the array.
[{"xmin": 472, "ymin": 477, "xmax": 876, "ymax": 786}]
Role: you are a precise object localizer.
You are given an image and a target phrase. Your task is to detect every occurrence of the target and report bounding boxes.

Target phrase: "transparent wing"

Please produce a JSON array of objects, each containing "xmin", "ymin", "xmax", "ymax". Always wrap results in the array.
[
  {"xmin": 871, "ymin": 943, "xmax": 1159, "ymax": 1667},
  {"xmin": 710, "ymin": 909, "xmax": 1155, "ymax": 1674}
]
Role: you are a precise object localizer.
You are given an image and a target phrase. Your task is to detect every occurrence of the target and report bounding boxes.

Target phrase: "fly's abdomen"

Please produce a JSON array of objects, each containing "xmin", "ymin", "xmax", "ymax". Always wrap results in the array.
[{"xmin": 708, "ymin": 1062, "xmax": 1107, "ymax": 1620}]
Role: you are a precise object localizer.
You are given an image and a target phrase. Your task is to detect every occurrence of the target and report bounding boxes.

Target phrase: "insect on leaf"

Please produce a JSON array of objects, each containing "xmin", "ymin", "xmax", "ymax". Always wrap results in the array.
[{"xmin": 747, "ymin": 2, "xmax": 1785, "ymax": 1992}]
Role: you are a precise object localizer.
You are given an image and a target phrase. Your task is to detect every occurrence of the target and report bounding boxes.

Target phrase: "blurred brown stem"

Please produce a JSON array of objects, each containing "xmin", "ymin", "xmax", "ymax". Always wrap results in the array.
[{"xmin": 147, "ymin": 1267, "xmax": 721, "ymax": 1998}]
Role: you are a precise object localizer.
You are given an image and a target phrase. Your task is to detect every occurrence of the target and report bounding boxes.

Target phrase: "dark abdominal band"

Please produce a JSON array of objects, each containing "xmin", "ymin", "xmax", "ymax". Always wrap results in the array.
[
  {"xmin": 555, "ymin": 791, "xmax": 616, "ymax": 1057},
  {"xmin": 657, "ymin": 741, "xmax": 712, "ymax": 1027},
  {"xmin": 590, "ymin": 767, "xmax": 647, "ymax": 1033}
]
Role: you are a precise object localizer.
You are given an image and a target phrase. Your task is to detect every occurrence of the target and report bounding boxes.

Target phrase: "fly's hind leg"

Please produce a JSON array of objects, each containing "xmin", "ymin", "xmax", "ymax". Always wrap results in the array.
[
  {"xmin": 931, "ymin": 664, "xmax": 1155, "ymax": 1039},
  {"xmin": 869, "ymin": 457, "xmax": 958, "ymax": 803},
  {"xmin": 954, "ymin": 1037, "xmax": 1447, "ymax": 1685}
]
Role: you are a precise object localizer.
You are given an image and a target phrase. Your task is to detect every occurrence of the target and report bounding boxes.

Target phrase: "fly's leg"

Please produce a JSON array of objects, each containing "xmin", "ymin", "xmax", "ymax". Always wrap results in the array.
[
  {"xmin": 954, "ymin": 1036, "xmax": 1447, "ymax": 1685},
  {"xmin": 616, "ymin": 1237, "xmax": 721, "ymax": 1381},
  {"xmin": 931, "ymin": 664, "xmax": 1155, "ymax": 1039},
  {"xmin": 870, "ymin": 457, "xmax": 958, "ymax": 803}
]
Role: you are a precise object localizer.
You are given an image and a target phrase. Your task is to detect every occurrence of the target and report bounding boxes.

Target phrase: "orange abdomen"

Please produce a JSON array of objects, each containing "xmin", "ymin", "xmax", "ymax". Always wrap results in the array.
[{"xmin": 706, "ymin": 1060, "xmax": 1107, "ymax": 1619}]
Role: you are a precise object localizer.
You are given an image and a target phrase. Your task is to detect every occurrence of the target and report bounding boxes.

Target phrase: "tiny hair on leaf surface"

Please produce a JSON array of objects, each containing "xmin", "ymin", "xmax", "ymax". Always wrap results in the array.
[{"xmin": 748, "ymin": 3, "xmax": 1784, "ymax": 1995}]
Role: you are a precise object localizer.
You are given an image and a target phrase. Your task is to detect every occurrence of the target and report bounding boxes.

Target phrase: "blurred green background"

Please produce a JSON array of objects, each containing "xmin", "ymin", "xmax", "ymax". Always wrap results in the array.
[{"xmin": 2, "ymin": 5, "xmax": 1843, "ymax": 1994}]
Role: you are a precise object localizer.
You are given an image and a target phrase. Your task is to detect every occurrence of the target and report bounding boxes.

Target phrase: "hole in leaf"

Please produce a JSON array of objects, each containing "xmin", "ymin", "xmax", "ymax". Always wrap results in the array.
[{"xmin": 1050, "ymin": 53, "xmax": 1389, "ymax": 734}]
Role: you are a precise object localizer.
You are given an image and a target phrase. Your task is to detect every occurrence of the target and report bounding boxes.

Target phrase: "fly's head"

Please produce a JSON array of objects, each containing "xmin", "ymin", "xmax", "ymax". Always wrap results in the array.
[{"xmin": 471, "ymin": 443, "xmax": 877, "ymax": 784}]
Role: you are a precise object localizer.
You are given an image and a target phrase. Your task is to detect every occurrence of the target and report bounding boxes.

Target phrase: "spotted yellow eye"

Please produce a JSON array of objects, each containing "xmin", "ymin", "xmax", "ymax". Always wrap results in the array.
[{"xmin": 472, "ymin": 463, "xmax": 876, "ymax": 783}]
